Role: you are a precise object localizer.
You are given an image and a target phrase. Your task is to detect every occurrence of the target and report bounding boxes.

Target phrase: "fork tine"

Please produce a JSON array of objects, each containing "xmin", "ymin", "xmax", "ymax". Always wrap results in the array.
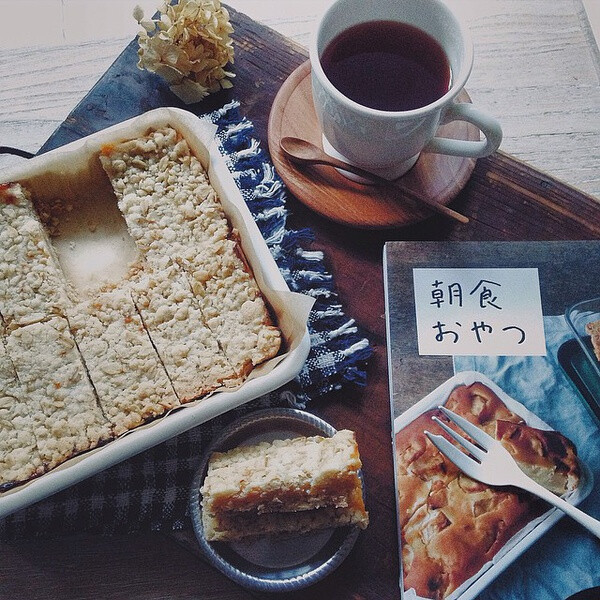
[
  {"xmin": 438, "ymin": 405, "xmax": 493, "ymax": 448},
  {"xmin": 425, "ymin": 431, "xmax": 478, "ymax": 473},
  {"xmin": 431, "ymin": 416, "xmax": 487, "ymax": 461}
]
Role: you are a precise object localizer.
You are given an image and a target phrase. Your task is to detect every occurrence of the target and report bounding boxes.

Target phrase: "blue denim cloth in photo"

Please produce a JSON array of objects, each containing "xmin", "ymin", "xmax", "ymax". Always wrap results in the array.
[{"xmin": 454, "ymin": 315, "xmax": 600, "ymax": 600}]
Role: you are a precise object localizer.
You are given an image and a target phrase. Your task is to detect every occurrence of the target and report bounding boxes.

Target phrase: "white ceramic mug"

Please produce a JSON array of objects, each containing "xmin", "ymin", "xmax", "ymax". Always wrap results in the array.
[{"xmin": 309, "ymin": 0, "xmax": 503, "ymax": 180}]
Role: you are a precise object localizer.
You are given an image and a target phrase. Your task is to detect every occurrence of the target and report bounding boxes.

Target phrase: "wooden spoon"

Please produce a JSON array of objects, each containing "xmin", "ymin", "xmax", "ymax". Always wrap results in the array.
[{"xmin": 279, "ymin": 137, "xmax": 469, "ymax": 224}]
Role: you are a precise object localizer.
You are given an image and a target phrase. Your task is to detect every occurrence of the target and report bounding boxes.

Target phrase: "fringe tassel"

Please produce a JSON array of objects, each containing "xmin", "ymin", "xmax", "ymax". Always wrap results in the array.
[
  {"xmin": 204, "ymin": 102, "xmax": 373, "ymax": 402},
  {"xmin": 297, "ymin": 249, "xmax": 324, "ymax": 261},
  {"xmin": 341, "ymin": 339, "xmax": 372, "ymax": 360}
]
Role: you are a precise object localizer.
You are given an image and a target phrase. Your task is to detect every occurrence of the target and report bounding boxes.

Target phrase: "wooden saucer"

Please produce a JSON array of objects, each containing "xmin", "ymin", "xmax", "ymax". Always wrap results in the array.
[{"xmin": 267, "ymin": 61, "xmax": 479, "ymax": 229}]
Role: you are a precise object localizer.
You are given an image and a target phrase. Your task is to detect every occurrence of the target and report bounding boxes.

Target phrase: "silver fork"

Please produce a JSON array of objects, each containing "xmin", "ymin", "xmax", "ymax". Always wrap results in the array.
[{"xmin": 425, "ymin": 406, "xmax": 600, "ymax": 539}]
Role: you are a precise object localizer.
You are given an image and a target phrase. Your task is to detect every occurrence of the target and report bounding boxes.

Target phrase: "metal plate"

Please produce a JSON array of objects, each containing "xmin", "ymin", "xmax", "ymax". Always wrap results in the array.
[{"xmin": 188, "ymin": 408, "xmax": 363, "ymax": 592}]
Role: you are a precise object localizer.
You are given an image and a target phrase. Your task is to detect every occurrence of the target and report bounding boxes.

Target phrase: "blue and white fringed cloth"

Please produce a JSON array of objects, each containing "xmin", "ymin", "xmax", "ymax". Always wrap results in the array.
[
  {"xmin": 204, "ymin": 100, "xmax": 373, "ymax": 404},
  {"xmin": 0, "ymin": 101, "xmax": 372, "ymax": 540}
]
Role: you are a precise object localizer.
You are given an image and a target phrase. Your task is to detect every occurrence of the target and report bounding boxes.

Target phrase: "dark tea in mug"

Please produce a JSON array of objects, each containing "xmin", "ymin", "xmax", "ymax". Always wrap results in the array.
[{"xmin": 320, "ymin": 20, "xmax": 451, "ymax": 111}]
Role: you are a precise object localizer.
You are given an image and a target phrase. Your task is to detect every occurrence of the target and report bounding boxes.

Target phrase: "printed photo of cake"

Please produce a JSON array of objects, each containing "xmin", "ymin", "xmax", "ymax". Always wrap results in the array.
[
  {"xmin": 0, "ymin": 126, "xmax": 283, "ymax": 491},
  {"xmin": 394, "ymin": 380, "xmax": 581, "ymax": 600}
]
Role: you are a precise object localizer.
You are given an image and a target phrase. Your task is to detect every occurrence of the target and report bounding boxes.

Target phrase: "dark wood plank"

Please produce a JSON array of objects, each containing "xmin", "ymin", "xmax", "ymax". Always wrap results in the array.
[
  {"xmin": 38, "ymin": 7, "xmax": 307, "ymax": 154},
  {"xmin": 0, "ymin": 532, "xmax": 255, "ymax": 600},
  {"xmin": 39, "ymin": 6, "xmax": 599, "ymax": 243}
]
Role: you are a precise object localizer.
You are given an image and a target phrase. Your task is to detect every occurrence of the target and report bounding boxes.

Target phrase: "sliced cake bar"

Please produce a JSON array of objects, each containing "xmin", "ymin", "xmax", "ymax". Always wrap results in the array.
[
  {"xmin": 4, "ymin": 316, "xmax": 113, "ymax": 470},
  {"xmin": 68, "ymin": 289, "xmax": 181, "ymax": 436},
  {"xmin": 200, "ymin": 429, "xmax": 369, "ymax": 541},
  {"xmin": 130, "ymin": 265, "xmax": 242, "ymax": 401},
  {"xmin": 99, "ymin": 127, "xmax": 230, "ymax": 264},
  {"xmin": 0, "ymin": 334, "xmax": 44, "ymax": 488},
  {"xmin": 182, "ymin": 241, "xmax": 281, "ymax": 377},
  {"xmin": 0, "ymin": 183, "xmax": 75, "ymax": 329}
]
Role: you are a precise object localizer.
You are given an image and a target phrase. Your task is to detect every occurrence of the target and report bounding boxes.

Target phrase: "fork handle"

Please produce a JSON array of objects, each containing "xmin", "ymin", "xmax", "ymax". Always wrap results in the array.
[{"xmin": 517, "ymin": 475, "xmax": 600, "ymax": 539}]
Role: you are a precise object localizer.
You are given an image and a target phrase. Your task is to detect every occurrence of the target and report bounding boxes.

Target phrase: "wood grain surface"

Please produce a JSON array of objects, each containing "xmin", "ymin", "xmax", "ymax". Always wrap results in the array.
[{"xmin": 0, "ymin": 2, "xmax": 598, "ymax": 600}]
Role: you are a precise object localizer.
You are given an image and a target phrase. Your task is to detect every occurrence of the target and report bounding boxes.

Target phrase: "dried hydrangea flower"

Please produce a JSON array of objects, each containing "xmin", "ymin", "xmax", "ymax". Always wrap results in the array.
[{"xmin": 134, "ymin": 0, "xmax": 235, "ymax": 104}]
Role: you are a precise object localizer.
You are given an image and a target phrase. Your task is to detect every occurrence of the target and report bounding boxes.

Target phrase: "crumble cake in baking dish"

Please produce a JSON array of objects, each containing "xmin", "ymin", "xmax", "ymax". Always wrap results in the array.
[
  {"xmin": 99, "ymin": 127, "xmax": 280, "ymax": 380},
  {"xmin": 395, "ymin": 381, "xmax": 581, "ymax": 600},
  {"xmin": 200, "ymin": 429, "xmax": 369, "ymax": 541},
  {"xmin": 0, "ymin": 125, "xmax": 282, "ymax": 490}
]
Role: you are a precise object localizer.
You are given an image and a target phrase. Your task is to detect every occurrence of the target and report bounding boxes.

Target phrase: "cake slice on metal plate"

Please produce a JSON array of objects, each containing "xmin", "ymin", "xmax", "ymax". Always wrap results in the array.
[{"xmin": 200, "ymin": 429, "xmax": 369, "ymax": 541}]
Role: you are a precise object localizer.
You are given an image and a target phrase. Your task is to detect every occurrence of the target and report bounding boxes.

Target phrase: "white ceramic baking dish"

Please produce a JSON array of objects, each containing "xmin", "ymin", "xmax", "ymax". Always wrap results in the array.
[{"xmin": 0, "ymin": 108, "xmax": 312, "ymax": 519}]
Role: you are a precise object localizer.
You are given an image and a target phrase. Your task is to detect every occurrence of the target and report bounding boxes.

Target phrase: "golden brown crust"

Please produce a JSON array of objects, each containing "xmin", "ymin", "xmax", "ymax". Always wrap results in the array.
[
  {"xmin": 495, "ymin": 419, "xmax": 580, "ymax": 495},
  {"xmin": 395, "ymin": 382, "xmax": 580, "ymax": 600},
  {"xmin": 444, "ymin": 381, "xmax": 525, "ymax": 434},
  {"xmin": 585, "ymin": 319, "xmax": 600, "ymax": 361}
]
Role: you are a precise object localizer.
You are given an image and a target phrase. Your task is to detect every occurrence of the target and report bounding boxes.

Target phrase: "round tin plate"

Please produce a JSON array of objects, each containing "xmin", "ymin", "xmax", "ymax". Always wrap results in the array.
[{"xmin": 189, "ymin": 408, "xmax": 363, "ymax": 592}]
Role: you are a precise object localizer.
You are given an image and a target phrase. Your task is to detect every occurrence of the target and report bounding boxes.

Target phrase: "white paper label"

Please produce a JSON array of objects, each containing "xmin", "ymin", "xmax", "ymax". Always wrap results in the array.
[{"xmin": 413, "ymin": 268, "xmax": 546, "ymax": 356}]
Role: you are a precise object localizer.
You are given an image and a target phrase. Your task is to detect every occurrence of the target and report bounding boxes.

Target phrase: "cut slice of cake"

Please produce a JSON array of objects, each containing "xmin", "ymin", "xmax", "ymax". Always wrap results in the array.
[
  {"xmin": 181, "ymin": 238, "xmax": 281, "ymax": 378},
  {"xmin": 99, "ymin": 128, "xmax": 282, "ymax": 379},
  {"xmin": 0, "ymin": 183, "xmax": 75, "ymax": 329},
  {"xmin": 0, "ymin": 334, "xmax": 44, "ymax": 488},
  {"xmin": 130, "ymin": 264, "xmax": 242, "ymax": 401},
  {"xmin": 200, "ymin": 429, "xmax": 369, "ymax": 541},
  {"xmin": 68, "ymin": 289, "xmax": 181, "ymax": 436},
  {"xmin": 99, "ymin": 127, "xmax": 230, "ymax": 265},
  {"xmin": 4, "ymin": 316, "xmax": 113, "ymax": 470}
]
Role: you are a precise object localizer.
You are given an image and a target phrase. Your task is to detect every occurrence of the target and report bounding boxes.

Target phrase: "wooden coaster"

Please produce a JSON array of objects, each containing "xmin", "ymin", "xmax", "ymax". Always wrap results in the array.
[{"xmin": 267, "ymin": 61, "xmax": 479, "ymax": 229}]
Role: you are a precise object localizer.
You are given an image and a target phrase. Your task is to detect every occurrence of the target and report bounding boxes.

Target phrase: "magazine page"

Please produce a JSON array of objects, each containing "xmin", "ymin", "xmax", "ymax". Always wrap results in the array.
[{"xmin": 383, "ymin": 240, "xmax": 600, "ymax": 600}]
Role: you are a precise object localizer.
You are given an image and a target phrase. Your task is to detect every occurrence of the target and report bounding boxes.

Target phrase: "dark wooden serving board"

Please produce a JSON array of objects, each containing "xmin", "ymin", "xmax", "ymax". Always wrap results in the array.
[{"xmin": 19, "ymin": 6, "xmax": 599, "ymax": 600}]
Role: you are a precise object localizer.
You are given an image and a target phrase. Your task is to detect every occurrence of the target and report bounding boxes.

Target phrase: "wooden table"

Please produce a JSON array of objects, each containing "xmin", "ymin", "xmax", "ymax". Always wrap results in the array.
[{"xmin": 0, "ymin": 2, "xmax": 598, "ymax": 599}]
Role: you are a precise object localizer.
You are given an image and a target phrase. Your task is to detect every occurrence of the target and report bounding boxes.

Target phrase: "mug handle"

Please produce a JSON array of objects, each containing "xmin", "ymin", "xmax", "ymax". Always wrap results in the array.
[{"xmin": 425, "ymin": 103, "xmax": 503, "ymax": 158}]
